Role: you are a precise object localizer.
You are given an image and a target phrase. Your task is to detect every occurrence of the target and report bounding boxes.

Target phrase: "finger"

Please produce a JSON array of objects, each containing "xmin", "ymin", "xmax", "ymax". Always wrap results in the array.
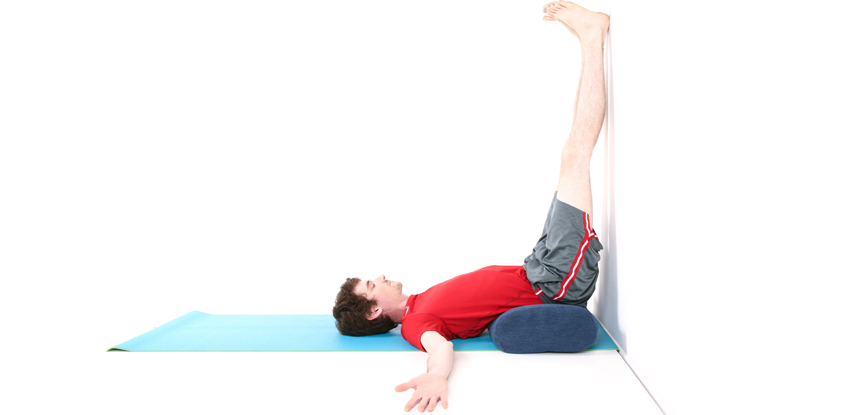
[
  {"xmin": 442, "ymin": 396, "xmax": 448, "ymax": 409},
  {"xmin": 428, "ymin": 396, "xmax": 439, "ymax": 412},
  {"xmin": 395, "ymin": 382, "xmax": 411, "ymax": 392},
  {"xmin": 404, "ymin": 394, "xmax": 421, "ymax": 412},
  {"xmin": 418, "ymin": 397, "xmax": 430, "ymax": 412}
]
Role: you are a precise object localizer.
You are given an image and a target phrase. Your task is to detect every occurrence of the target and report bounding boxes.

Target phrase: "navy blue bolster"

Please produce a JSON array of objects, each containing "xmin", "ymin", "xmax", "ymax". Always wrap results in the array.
[{"xmin": 488, "ymin": 304, "xmax": 598, "ymax": 353}]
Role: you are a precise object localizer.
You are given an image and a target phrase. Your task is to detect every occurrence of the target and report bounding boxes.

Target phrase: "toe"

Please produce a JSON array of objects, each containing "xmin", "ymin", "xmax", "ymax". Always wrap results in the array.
[{"xmin": 542, "ymin": 15, "xmax": 555, "ymax": 21}]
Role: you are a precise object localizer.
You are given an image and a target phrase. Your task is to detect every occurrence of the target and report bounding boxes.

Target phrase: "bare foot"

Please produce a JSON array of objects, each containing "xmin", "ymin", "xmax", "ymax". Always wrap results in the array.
[
  {"xmin": 543, "ymin": 1, "xmax": 609, "ymax": 43},
  {"xmin": 543, "ymin": 2, "xmax": 580, "ymax": 41}
]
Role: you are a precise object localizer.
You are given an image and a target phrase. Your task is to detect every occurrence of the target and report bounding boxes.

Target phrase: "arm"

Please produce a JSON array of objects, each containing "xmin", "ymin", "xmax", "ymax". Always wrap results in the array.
[{"xmin": 395, "ymin": 331, "xmax": 453, "ymax": 412}]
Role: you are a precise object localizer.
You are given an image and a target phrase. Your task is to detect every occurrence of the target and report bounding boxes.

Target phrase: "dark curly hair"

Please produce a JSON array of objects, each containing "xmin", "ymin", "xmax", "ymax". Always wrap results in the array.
[{"xmin": 332, "ymin": 277, "xmax": 398, "ymax": 336}]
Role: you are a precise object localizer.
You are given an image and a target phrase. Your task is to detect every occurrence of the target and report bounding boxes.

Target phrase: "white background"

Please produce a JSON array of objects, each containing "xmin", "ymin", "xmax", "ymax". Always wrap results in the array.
[
  {"xmin": 590, "ymin": 2, "xmax": 865, "ymax": 414},
  {"xmin": 2, "ymin": 1, "xmax": 863, "ymax": 414}
]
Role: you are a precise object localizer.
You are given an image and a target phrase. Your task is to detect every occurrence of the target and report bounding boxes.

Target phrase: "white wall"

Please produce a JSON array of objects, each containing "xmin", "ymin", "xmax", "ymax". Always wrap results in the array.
[
  {"xmin": 589, "ymin": 1, "xmax": 865, "ymax": 414},
  {"xmin": 2, "ymin": 1, "xmax": 863, "ymax": 414}
]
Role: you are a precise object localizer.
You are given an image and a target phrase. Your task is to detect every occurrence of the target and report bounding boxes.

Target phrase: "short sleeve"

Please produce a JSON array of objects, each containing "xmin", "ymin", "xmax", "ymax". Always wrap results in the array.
[{"xmin": 401, "ymin": 314, "xmax": 449, "ymax": 351}]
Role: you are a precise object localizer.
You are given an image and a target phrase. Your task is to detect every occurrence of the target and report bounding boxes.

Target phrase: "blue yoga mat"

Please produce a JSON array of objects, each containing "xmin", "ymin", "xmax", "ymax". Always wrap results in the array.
[{"xmin": 108, "ymin": 311, "xmax": 618, "ymax": 352}]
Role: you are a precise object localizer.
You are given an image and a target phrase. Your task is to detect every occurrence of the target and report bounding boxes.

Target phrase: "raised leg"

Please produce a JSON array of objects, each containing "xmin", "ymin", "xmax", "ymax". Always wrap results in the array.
[{"xmin": 543, "ymin": 1, "xmax": 609, "ymax": 227}]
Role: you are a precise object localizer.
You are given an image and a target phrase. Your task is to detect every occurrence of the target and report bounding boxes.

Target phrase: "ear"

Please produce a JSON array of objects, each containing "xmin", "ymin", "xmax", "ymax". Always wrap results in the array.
[{"xmin": 366, "ymin": 306, "xmax": 382, "ymax": 321}]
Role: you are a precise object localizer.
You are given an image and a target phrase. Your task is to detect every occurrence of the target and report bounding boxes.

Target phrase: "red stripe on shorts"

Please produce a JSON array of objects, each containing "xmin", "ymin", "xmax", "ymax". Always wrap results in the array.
[{"xmin": 552, "ymin": 212, "xmax": 593, "ymax": 301}]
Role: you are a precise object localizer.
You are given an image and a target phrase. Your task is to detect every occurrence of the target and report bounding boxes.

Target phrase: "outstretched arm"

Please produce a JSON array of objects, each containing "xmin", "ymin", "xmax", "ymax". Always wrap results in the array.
[{"xmin": 395, "ymin": 331, "xmax": 453, "ymax": 412}]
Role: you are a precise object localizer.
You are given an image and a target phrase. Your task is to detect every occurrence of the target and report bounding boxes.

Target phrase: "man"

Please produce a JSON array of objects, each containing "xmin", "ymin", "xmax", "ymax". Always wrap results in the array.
[{"xmin": 332, "ymin": 2, "xmax": 609, "ymax": 412}]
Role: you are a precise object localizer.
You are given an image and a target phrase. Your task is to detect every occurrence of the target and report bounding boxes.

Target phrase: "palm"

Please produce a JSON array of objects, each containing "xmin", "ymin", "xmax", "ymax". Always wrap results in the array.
[{"xmin": 395, "ymin": 373, "xmax": 449, "ymax": 412}]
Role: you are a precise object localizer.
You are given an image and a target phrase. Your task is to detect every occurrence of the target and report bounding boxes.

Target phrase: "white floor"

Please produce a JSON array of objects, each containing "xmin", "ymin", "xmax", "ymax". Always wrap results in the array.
[
  {"xmin": 1, "ymin": 305, "xmax": 662, "ymax": 415},
  {"xmin": 18, "ymin": 348, "xmax": 659, "ymax": 414}
]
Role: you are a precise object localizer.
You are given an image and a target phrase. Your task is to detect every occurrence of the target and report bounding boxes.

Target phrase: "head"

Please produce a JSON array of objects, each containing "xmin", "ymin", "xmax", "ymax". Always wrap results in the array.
[{"xmin": 332, "ymin": 274, "xmax": 406, "ymax": 336}]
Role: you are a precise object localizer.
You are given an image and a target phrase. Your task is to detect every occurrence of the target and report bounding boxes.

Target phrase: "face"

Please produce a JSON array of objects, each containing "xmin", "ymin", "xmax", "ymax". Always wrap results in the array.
[{"xmin": 353, "ymin": 274, "xmax": 404, "ymax": 319}]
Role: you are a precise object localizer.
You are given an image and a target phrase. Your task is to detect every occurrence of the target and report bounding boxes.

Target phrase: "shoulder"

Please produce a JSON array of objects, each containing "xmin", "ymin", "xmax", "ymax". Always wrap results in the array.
[
  {"xmin": 402, "ymin": 313, "xmax": 447, "ymax": 332},
  {"xmin": 401, "ymin": 314, "xmax": 450, "ymax": 351}
]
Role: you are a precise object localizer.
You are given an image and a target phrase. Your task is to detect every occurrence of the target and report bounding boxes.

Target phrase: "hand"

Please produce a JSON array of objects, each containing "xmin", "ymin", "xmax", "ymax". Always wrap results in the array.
[{"xmin": 395, "ymin": 373, "xmax": 449, "ymax": 412}]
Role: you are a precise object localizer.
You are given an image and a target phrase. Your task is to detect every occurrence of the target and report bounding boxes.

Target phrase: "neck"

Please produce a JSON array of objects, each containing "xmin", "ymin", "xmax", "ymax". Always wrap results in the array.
[{"xmin": 390, "ymin": 294, "xmax": 410, "ymax": 324}]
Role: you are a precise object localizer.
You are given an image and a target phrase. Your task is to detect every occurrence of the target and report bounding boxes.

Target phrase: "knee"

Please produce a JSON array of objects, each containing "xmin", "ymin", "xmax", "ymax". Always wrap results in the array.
[{"xmin": 560, "ymin": 144, "xmax": 592, "ymax": 170}]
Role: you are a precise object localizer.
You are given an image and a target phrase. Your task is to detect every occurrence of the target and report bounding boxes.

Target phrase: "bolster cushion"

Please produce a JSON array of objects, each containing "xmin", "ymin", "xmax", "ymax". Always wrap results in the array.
[{"xmin": 488, "ymin": 304, "xmax": 598, "ymax": 353}]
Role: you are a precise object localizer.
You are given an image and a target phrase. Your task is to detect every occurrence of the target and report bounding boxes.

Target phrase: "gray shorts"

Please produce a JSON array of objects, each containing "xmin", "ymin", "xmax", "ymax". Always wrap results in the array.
[{"xmin": 523, "ymin": 192, "xmax": 603, "ymax": 307}]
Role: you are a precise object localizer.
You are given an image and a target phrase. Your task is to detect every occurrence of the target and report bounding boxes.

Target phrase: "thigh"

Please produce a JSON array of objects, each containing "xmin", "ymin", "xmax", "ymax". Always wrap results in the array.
[
  {"xmin": 523, "ymin": 194, "xmax": 603, "ymax": 306},
  {"xmin": 555, "ymin": 163, "xmax": 594, "ymax": 228}
]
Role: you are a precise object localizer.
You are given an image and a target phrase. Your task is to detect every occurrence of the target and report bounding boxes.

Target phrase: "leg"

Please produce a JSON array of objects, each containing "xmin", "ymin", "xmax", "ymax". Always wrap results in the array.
[{"xmin": 543, "ymin": 2, "xmax": 609, "ymax": 227}]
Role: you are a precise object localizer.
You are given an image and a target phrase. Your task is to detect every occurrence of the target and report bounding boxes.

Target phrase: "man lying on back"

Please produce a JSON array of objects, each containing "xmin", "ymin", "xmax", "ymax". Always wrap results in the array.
[{"xmin": 332, "ymin": 2, "xmax": 610, "ymax": 412}]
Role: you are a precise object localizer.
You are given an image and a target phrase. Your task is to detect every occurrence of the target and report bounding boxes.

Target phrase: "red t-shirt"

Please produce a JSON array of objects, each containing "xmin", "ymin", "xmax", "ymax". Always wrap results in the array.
[{"xmin": 400, "ymin": 265, "xmax": 544, "ymax": 351}]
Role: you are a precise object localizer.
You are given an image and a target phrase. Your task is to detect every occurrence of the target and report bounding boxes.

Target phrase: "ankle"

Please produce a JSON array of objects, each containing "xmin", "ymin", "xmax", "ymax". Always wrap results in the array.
[{"xmin": 579, "ymin": 30, "xmax": 606, "ymax": 47}]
